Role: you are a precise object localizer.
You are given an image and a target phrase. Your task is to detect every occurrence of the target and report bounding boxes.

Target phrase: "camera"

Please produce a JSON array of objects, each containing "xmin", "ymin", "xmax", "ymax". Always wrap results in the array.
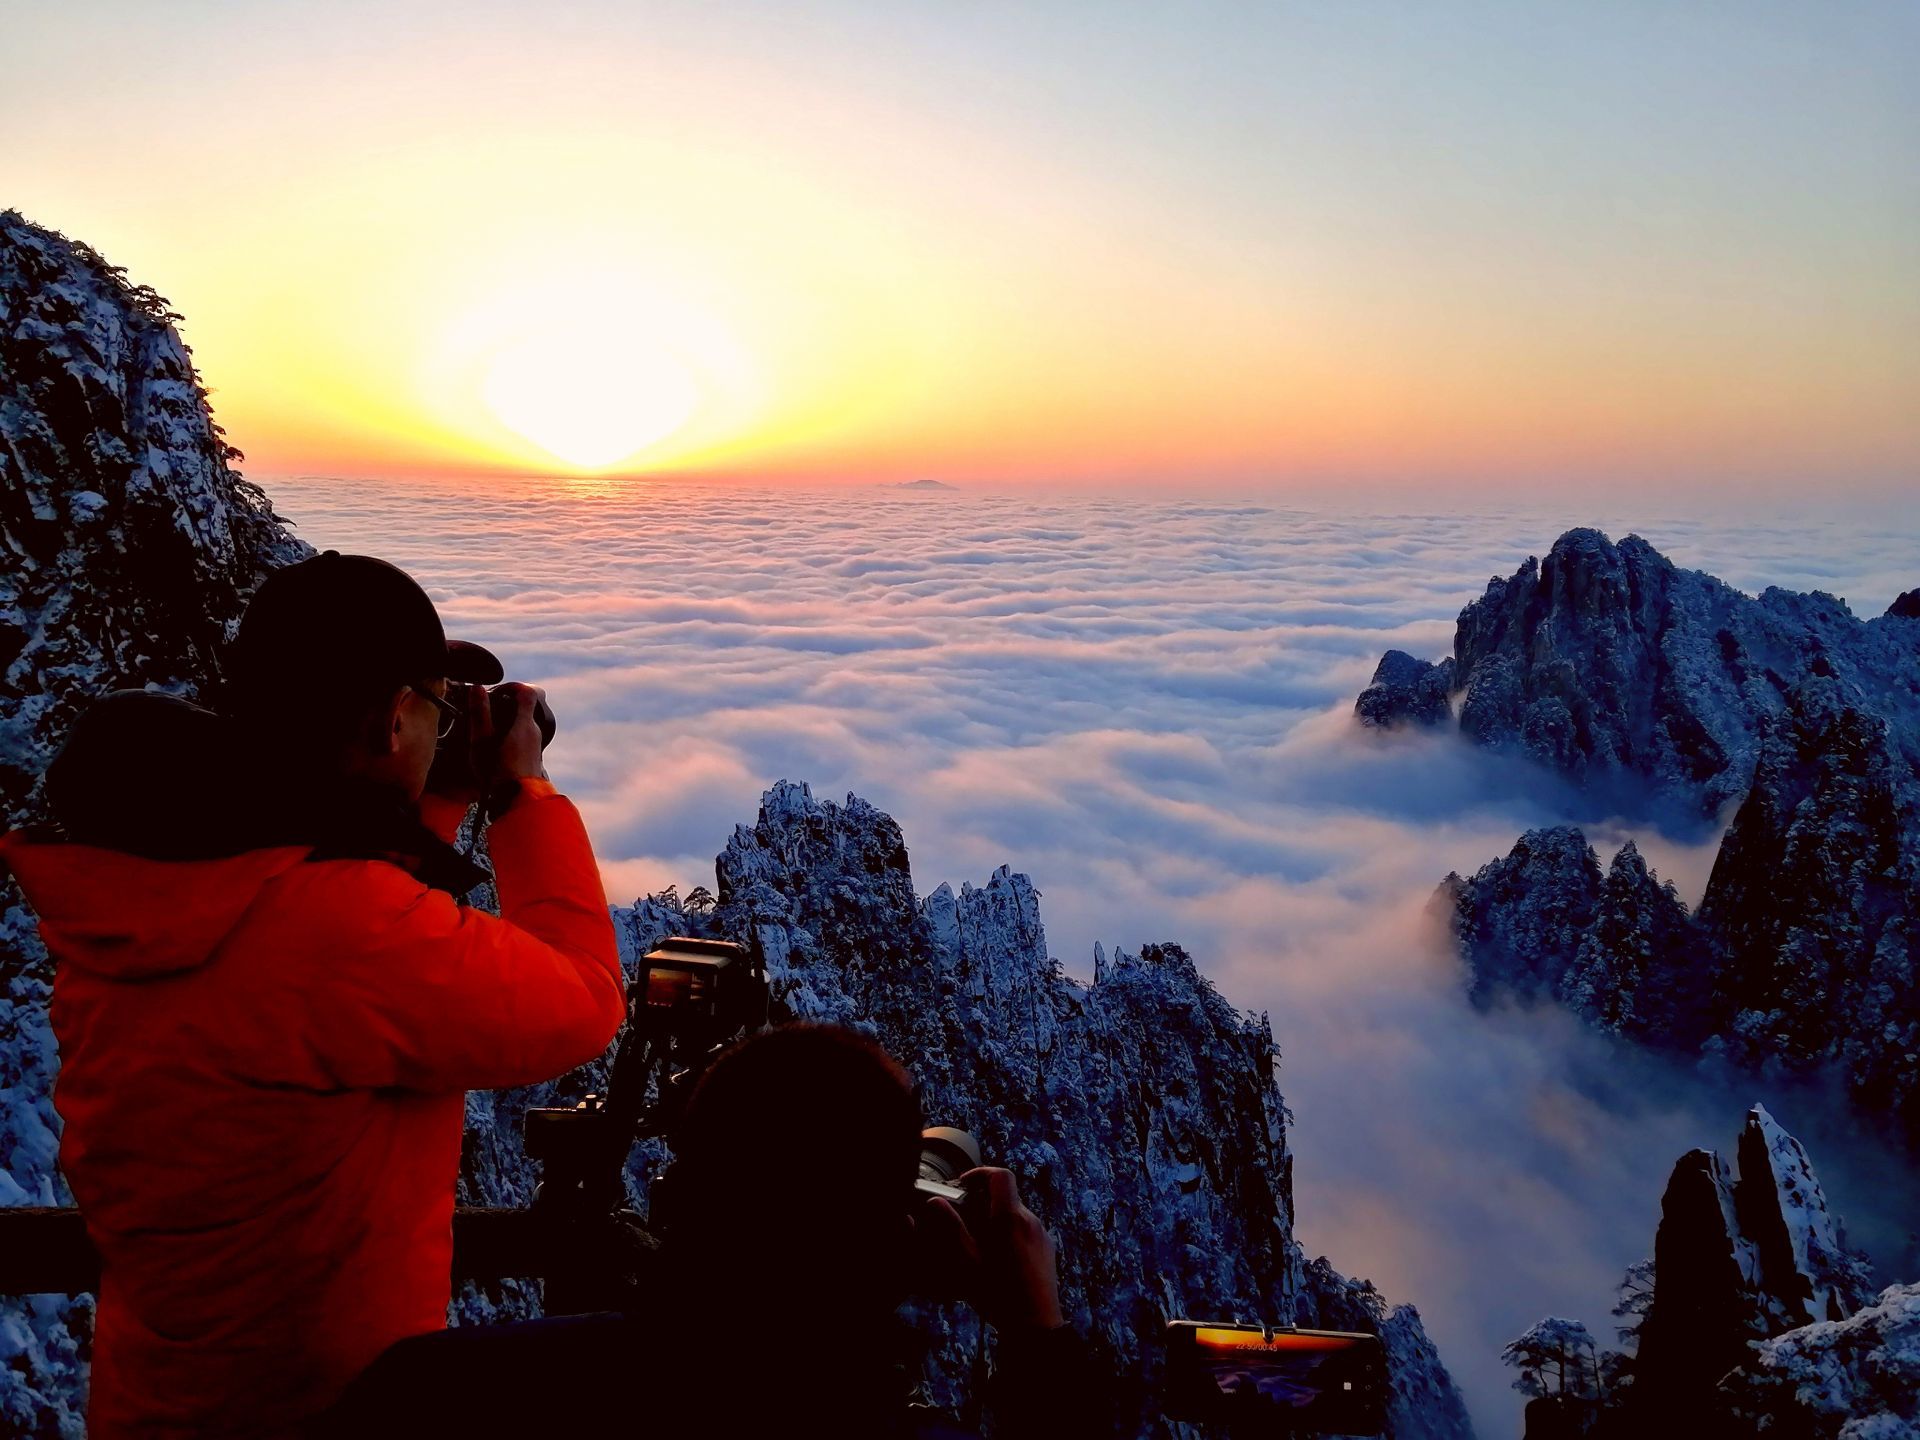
[
  {"xmin": 426, "ymin": 683, "xmax": 557, "ymax": 796},
  {"xmin": 523, "ymin": 936, "xmax": 989, "ymax": 1313},
  {"xmin": 461, "ymin": 682, "xmax": 557, "ymax": 750},
  {"xmin": 1163, "ymin": 1321, "xmax": 1387, "ymax": 1435},
  {"xmin": 915, "ymin": 1126, "xmax": 980, "ymax": 1206}
]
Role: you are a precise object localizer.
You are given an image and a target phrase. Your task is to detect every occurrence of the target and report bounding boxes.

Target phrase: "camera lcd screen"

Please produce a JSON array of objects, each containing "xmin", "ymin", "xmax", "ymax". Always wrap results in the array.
[{"xmin": 1164, "ymin": 1322, "xmax": 1386, "ymax": 1435}]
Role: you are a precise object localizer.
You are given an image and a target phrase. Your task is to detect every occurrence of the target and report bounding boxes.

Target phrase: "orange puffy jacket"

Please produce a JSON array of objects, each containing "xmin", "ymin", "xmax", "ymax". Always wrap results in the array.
[{"xmin": 0, "ymin": 781, "xmax": 624, "ymax": 1439}]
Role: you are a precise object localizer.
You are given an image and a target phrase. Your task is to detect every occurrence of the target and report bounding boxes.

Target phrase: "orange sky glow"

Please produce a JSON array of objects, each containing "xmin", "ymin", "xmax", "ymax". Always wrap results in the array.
[{"xmin": 8, "ymin": 3, "xmax": 1915, "ymax": 494}]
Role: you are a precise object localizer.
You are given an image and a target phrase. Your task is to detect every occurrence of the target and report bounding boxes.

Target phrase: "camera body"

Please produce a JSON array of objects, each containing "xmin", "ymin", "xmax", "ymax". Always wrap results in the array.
[
  {"xmin": 473, "ymin": 682, "xmax": 558, "ymax": 749},
  {"xmin": 1163, "ymin": 1321, "xmax": 1387, "ymax": 1435},
  {"xmin": 426, "ymin": 683, "xmax": 558, "ymax": 797}
]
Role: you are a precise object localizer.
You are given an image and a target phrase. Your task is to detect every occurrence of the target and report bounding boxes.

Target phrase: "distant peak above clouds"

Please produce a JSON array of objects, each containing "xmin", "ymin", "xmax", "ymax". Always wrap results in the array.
[
  {"xmin": 891, "ymin": 478, "xmax": 958, "ymax": 491},
  {"xmin": 1354, "ymin": 526, "xmax": 1920, "ymax": 820},
  {"xmin": 1430, "ymin": 535, "xmax": 1920, "ymax": 1147}
]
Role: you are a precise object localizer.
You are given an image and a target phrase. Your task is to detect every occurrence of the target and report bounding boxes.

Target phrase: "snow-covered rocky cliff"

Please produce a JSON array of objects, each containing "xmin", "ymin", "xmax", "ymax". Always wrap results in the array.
[
  {"xmin": 1504, "ymin": 1107, "xmax": 1885, "ymax": 1437},
  {"xmin": 0, "ymin": 211, "xmax": 308, "ymax": 1437},
  {"xmin": 1356, "ymin": 528, "xmax": 1920, "ymax": 819},
  {"xmin": 472, "ymin": 781, "xmax": 1475, "ymax": 1438},
  {"xmin": 1398, "ymin": 531, "xmax": 1920, "ymax": 1143},
  {"xmin": 1440, "ymin": 671, "xmax": 1920, "ymax": 1145},
  {"xmin": 0, "ymin": 210, "xmax": 309, "ymax": 822}
]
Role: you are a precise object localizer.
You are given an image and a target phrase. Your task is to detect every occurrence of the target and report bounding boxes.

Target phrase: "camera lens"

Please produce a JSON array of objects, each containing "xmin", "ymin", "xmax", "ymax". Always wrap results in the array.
[
  {"xmin": 918, "ymin": 1127, "xmax": 980, "ymax": 1185},
  {"xmin": 487, "ymin": 687, "xmax": 558, "ymax": 748}
]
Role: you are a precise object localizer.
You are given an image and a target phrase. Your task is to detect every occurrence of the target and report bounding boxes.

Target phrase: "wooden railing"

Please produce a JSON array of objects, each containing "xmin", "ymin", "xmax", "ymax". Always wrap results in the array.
[{"xmin": 0, "ymin": 1207, "xmax": 554, "ymax": 1294}]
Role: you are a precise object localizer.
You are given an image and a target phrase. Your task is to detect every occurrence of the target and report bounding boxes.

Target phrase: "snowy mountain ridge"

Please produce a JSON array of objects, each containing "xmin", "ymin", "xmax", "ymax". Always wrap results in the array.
[
  {"xmin": 465, "ymin": 780, "xmax": 1474, "ymax": 1437},
  {"xmin": 1373, "ymin": 530, "xmax": 1920, "ymax": 1142},
  {"xmin": 1356, "ymin": 527, "xmax": 1920, "ymax": 819}
]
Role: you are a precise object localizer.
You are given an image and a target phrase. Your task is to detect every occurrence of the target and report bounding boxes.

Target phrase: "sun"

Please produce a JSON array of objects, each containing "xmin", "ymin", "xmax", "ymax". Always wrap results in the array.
[{"xmin": 482, "ymin": 322, "xmax": 701, "ymax": 471}]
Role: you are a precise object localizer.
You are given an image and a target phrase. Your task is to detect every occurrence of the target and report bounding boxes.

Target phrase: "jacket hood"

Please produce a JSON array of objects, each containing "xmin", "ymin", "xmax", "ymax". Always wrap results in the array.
[{"xmin": 0, "ymin": 832, "xmax": 310, "ymax": 980}]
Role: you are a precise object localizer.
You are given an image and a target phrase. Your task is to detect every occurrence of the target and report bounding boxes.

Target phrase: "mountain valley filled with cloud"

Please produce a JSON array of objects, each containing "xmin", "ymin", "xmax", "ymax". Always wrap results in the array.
[{"xmin": 265, "ymin": 472, "xmax": 1920, "ymax": 1429}]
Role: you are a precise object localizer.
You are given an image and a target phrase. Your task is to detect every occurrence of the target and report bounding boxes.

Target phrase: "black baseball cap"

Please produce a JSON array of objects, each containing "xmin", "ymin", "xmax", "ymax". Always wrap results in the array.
[{"xmin": 226, "ymin": 551, "xmax": 503, "ymax": 710}]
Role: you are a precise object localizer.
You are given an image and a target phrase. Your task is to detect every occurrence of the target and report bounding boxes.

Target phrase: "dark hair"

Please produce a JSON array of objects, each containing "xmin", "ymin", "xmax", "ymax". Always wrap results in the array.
[{"xmin": 660, "ymin": 1024, "xmax": 922, "ymax": 1296}]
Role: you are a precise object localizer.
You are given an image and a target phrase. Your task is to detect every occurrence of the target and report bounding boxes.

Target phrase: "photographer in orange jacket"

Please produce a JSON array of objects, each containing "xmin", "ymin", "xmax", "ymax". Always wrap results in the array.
[{"xmin": 0, "ymin": 552, "xmax": 625, "ymax": 1438}]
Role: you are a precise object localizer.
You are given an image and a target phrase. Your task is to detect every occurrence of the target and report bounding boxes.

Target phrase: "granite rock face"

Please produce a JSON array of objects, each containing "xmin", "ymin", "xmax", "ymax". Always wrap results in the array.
[
  {"xmin": 1358, "ymin": 528, "xmax": 1920, "ymax": 819},
  {"xmin": 1355, "ymin": 650, "xmax": 1455, "ymax": 729},
  {"xmin": 1442, "ymin": 671, "xmax": 1920, "ymax": 1142},
  {"xmin": 1634, "ymin": 1104, "xmax": 1872, "ymax": 1424},
  {"xmin": 1512, "ymin": 1107, "xmax": 1884, "ymax": 1438},
  {"xmin": 1641, "ymin": 1108, "xmax": 1882, "ymax": 1431}
]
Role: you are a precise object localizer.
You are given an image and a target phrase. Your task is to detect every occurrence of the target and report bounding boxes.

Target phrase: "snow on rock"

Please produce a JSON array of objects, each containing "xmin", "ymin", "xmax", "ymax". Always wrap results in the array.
[
  {"xmin": 1633, "ymin": 1107, "xmax": 1874, "ymax": 1425},
  {"xmin": 1355, "ymin": 650, "xmax": 1455, "ymax": 729},
  {"xmin": 580, "ymin": 780, "xmax": 1477, "ymax": 1438},
  {"xmin": 0, "ymin": 211, "xmax": 311, "ymax": 1437},
  {"xmin": 1443, "ymin": 669, "xmax": 1920, "ymax": 1142},
  {"xmin": 1735, "ymin": 1105, "xmax": 1873, "ymax": 1330},
  {"xmin": 0, "ymin": 210, "xmax": 309, "ymax": 824},
  {"xmin": 1357, "ymin": 528, "xmax": 1920, "ymax": 818},
  {"xmin": 1722, "ymin": 1283, "xmax": 1920, "ymax": 1438}
]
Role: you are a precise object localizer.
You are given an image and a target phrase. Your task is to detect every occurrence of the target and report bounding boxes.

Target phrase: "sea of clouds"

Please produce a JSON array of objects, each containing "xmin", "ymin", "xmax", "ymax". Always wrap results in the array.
[{"xmin": 265, "ymin": 474, "xmax": 1919, "ymax": 1431}]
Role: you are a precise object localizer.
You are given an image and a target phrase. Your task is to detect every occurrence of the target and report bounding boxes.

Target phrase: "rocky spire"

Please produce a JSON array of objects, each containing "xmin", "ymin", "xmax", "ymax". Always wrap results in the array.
[
  {"xmin": 1623, "ymin": 1107, "xmax": 1873, "ymax": 1429},
  {"xmin": 1355, "ymin": 650, "xmax": 1455, "ymax": 728},
  {"xmin": 1441, "ymin": 825, "xmax": 1605, "ymax": 1008},
  {"xmin": 1557, "ymin": 840, "xmax": 1705, "ymax": 1044}
]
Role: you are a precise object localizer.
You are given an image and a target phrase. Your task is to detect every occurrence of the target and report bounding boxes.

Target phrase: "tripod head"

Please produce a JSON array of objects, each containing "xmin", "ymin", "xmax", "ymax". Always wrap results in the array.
[{"xmin": 522, "ymin": 932, "xmax": 770, "ymax": 1310}]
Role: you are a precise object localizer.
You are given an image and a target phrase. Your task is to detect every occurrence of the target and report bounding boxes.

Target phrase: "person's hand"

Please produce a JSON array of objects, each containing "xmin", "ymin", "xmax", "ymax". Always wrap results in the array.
[
  {"xmin": 485, "ymin": 682, "xmax": 550, "ymax": 786},
  {"xmin": 912, "ymin": 1167, "xmax": 1063, "ymax": 1332}
]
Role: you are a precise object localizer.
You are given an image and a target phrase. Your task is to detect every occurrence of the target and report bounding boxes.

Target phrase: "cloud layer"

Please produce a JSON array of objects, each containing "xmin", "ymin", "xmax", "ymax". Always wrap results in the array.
[{"xmin": 268, "ymin": 474, "xmax": 1920, "ymax": 1429}]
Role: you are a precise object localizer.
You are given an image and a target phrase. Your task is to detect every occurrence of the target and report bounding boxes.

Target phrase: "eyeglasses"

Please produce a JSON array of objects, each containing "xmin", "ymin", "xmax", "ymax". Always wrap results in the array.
[{"xmin": 408, "ymin": 683, "xmax": 462, "ymax": 740}]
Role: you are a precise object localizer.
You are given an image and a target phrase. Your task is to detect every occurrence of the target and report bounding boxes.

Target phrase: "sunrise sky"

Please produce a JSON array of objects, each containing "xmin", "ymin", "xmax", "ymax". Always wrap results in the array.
[{"xmin": 8, "ymin": 1, "xmax": 1916, "ymax": 493}]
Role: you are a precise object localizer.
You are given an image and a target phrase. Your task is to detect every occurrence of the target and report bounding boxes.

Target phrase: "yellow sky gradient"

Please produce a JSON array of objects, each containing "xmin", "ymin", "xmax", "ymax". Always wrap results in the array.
[{"xmin": 8, "ymin": 3, "xmax": 1915, "ymax": 492}]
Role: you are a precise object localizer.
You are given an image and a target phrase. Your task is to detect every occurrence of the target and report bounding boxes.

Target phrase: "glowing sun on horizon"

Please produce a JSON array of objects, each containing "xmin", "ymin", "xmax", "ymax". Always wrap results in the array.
[{"xmin": 482, "ymin": 323, "xmax": 700, "ymax": 470}]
